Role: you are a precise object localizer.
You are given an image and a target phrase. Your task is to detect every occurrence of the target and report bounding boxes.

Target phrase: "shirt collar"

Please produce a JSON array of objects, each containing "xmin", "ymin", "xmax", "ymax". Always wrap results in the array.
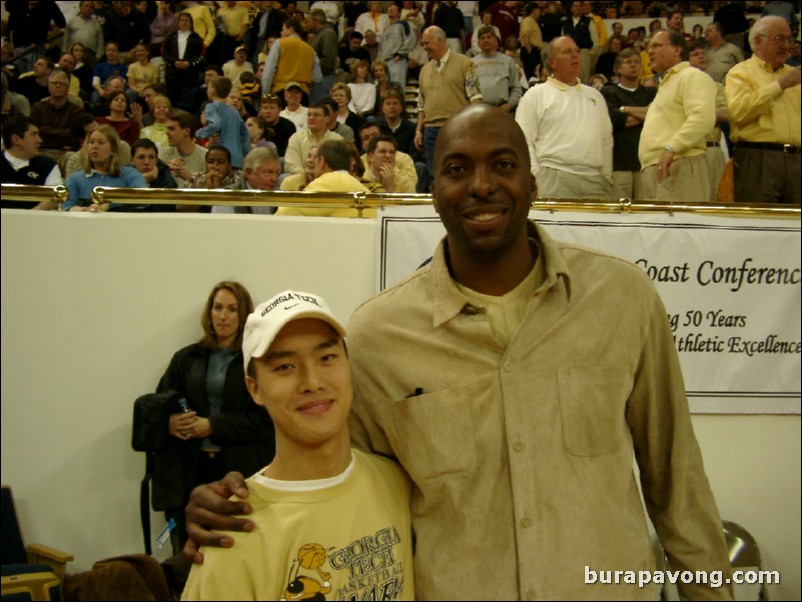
[
  {"xmin": 430, "ymin": 221, "xmax": 572, "ymax": 328},
  {"xmin": 660, "ymin": 60, "xmax": 689, "ymax": 83},
  {"xmin": 750, "ymin": 53, "xmax": 789, "ymax": 73},
  {"xmin": 546, "ymin": 76, "xmax": 582, "ymax": 90},
  {"xmin": 3, "ymin": 150, "xmax": 31, "ymax": 169}
]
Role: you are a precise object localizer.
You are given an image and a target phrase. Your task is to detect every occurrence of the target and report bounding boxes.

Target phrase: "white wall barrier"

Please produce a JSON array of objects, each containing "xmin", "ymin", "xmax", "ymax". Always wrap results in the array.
[{"xmin": 1, "ymin": 209, "xmax": 799, "ymax": 599}]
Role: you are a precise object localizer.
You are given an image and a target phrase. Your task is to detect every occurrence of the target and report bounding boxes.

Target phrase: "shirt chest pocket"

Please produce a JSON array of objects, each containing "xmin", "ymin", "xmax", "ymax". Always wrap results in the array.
[
  {"xmin": 390, "ymin": 381, "xmax": 483, "ymax": 485},
  {"xmin": 557, "ymin": 366, "xmax": 632, "ymax": 456}
]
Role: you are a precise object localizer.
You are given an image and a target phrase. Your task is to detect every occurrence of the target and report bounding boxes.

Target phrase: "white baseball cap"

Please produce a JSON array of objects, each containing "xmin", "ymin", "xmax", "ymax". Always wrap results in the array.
[{"xmin": 243, "ymin": 290, "xmax": 346, "ymax": 369}]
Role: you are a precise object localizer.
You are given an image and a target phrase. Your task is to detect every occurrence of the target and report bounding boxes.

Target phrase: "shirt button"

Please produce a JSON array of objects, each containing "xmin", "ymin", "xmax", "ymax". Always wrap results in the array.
[
  {"xmin": 521, "ymin": 516, "xmax": 532, "ymax": 528},
  {"xmin": 513, "ymin": 441, "xmax": 524, "ymax": 452},
  {"xmin": 504, "ymin": 360, "xmax": 512, "ymax": 371}
]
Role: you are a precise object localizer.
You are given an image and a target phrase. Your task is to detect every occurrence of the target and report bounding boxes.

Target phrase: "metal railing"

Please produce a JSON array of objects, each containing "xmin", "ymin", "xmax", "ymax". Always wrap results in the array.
[{"xmin": 2, "ymin": 183, "xmax": 800, "ymax": 220}]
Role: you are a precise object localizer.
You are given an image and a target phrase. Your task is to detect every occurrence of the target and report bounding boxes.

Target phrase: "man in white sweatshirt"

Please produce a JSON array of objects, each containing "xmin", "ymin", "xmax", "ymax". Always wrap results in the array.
[{"xmin": 515, "ymin": 36, "xmax": 612, "ymax": 199}]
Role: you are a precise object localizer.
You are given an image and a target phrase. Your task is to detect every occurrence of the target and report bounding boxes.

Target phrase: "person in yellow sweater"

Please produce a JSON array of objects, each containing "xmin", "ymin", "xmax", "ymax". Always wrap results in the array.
[
  {"xmin": 181, "ymin": 2, "xmax": 216, "ymax": 50},
  {"xmin": 277, "ymin": 139, "xmax": 374, "ymax": 218},
  {"xmin": 639, "ymin": 30, "xmax": 716, "ymax": 202}
]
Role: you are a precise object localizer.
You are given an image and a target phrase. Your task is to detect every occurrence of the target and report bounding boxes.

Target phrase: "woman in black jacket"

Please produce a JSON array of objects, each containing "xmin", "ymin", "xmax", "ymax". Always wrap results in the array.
[
  {"xmin": 155, "ymin": 280, "xmax": 275, "ymax": 555},
  {"xmin": 162, "ymin": 11, "xmax": 205, "ymax": 107}
]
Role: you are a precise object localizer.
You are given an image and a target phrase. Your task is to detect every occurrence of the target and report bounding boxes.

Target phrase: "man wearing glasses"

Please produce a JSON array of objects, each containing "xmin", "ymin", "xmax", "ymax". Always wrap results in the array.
[
  {"xmin": 601, "ymin": 47, "xmax": 657, "ymax": 201},
  {"xmin": 28, "ymin": 69, "xmax": 85, "ymax": 161},
  {"xmin": 725, "ymin": 16, "xmax": 801, "ymax": 204},
  {"xmin": 638, "ymin": 30, "xmax": 716, "ymax": 203}
]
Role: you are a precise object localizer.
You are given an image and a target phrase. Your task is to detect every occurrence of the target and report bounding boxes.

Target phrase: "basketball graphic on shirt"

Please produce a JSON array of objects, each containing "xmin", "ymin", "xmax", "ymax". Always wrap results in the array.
[{"xmin": 297, "ymin": 543, "xmax": 327, "ymax": 569}]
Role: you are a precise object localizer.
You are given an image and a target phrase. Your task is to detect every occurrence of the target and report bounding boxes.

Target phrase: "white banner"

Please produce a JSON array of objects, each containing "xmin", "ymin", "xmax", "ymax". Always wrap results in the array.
[{"xmin": 376, "ymin": 206, "xmax": 801, "ymax": 414}]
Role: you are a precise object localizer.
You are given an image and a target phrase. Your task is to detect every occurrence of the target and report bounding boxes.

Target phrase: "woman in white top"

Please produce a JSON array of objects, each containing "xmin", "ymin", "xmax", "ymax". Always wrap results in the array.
[{"xmin": 347, "ymin": 60, "xmax": 376, "ymax": 117}]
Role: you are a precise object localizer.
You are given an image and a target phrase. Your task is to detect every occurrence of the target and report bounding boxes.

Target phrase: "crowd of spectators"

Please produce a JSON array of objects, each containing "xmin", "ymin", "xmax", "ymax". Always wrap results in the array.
[{"xmin": 1, "ymin": 1, "xmax": 800, "ymax": 208}]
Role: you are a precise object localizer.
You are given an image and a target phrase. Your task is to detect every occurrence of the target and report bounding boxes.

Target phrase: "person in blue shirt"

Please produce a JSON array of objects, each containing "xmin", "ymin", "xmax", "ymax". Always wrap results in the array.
[
  {"xmin": 195, "ymin": 76, "xmax": 250, "ymax": 169},
  {"xmin": 90, "ymin": 41, "xmax": 128, "ymax": 109},
  {"xmin": 63, "ymin": 124, "xmax": 146, "ymax": 212}
]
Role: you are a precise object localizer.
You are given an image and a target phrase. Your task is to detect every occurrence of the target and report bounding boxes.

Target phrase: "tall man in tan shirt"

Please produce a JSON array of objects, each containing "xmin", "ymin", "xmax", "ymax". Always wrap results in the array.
[{"xmin": 726, "ymin": 16, "xmax": 801, "ymax": 204}]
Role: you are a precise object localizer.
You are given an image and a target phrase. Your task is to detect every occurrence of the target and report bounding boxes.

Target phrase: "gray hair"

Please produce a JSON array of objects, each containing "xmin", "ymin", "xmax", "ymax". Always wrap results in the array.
[
  {"xmin": 310, "ymin": 9, "xmax": 327, "ymax": 24},
  {"xmin": 243, "ymin": 146, "xmax": 279, "ymax": 172},
  {"xmin": 424, "ymin": 26, "xmax": 447, "ymax": 42},
  {"xmin": 748, "ymin": 16, "xmax": 787, "ymax": 49},
  {"xmin": 48, "ymin": 68, "xmax": 71, "ymax": 84}
]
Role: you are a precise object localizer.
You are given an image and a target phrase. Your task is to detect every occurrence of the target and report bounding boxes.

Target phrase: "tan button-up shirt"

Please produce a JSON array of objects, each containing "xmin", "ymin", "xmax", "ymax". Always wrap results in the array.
[{"xmin": 347, "ymin": 222, "xmax": 732, "ymax": 600}]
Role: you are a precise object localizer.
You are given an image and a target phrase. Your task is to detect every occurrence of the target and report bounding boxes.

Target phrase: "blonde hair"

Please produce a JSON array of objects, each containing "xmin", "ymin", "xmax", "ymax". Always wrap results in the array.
[
  {"xmin": 152, "ymin": 95, "xmax": 172, "ymax": 110},
  {"xmin": 83, "ymin": 124, "xmax": 123, "ymax": 176},
  {"xmin": 329, "ymin": 81, "xmax": 352, "ymax": 101}
]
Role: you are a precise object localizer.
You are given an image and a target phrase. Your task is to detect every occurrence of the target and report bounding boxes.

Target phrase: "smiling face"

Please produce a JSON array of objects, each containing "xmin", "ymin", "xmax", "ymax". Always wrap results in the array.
[
  {"xmin": 432, "ymin": 105, "xmax": 534, "ymax": 267},
  {"xmin": 246, "ymin": 319, "xmax": 352, "ymax": 453},
  {"xmin": 153, "ymin": 99, "xmax": 171, "ymax": 122},
  {"xmin": 422, "ymin": 28, "xmax": 447, "ymax": 61},
  {"xmin": 284, "ymin": 86, "xmax": 302, "ymax": 108},
  {"xmin": 135, "ymin": 43, "xmax": 149, "ymax": 62}
]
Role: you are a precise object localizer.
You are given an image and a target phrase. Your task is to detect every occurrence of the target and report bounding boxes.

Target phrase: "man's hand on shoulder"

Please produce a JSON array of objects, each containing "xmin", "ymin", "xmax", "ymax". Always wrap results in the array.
[{"xmin": 184, "ymin": 471, "xmax": 254, "ymax": 564}]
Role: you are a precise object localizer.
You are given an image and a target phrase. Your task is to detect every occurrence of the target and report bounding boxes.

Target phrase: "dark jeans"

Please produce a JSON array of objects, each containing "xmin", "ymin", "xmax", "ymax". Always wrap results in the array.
[{"xmin": 423, "ymin": 126, "xmax": 441, "ymax": 172}]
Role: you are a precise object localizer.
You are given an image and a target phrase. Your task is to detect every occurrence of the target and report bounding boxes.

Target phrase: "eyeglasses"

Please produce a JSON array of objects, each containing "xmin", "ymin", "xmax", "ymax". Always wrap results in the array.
[
  {"xmin": 759, "ymin": 34, "xmax": 793, "ymax": 45},
  {"xmin": 49, "ymin": 81, "xmax": 68, "ymax": 87}
]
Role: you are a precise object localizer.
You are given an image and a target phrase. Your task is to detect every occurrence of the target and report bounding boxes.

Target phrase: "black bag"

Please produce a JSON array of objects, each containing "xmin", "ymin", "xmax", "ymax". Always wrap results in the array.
[
  {"xmin": 131, "ymin": 391, "xmax": 181, "ymax": 555},
  {"xmin": 132, "ymin": 392, "xmax": 180, "ymax": 452}
]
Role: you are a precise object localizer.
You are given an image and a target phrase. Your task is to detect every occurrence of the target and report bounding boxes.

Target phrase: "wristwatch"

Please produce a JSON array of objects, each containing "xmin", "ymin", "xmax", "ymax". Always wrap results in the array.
[{"xmin": 619, "ymin": 106, "xmax": 627, "ymax": 114}]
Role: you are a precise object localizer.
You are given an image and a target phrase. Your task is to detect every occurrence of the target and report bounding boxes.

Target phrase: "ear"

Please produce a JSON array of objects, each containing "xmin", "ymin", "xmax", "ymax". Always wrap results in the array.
[{"xmin": 245, "ymin": 374, "xmax": 266, "ymax": 407}]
